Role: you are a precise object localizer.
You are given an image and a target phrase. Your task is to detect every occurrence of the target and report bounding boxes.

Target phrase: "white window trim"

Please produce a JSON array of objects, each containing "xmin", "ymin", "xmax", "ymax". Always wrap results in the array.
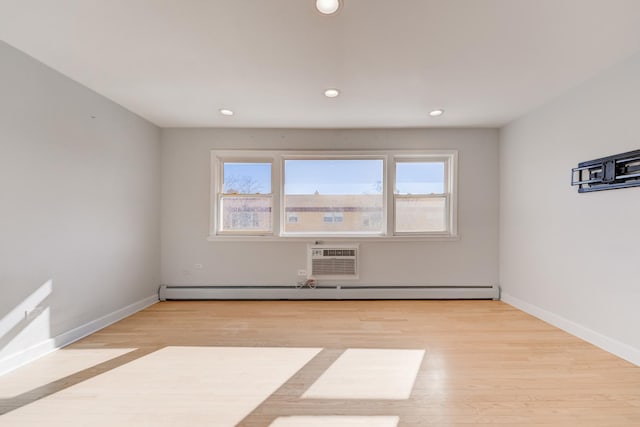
[
  {"xmin": 209, "ymin": 149, "xmax": 458, "ymax": 241},
  {"xmin": 211, "ymin": 153, "xmax": 278, "ymax": 237}
]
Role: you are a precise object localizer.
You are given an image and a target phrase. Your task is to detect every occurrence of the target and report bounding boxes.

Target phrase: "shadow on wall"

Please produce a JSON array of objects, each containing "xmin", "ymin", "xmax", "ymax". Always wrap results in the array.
[{"xmin": 0, "ymin": 279, "xmax": 53, "ymax": 373}]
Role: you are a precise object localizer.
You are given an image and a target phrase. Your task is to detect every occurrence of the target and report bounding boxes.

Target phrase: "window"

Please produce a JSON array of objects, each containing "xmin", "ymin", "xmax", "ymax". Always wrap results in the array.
[
  {"xmin": 362, "ymin": 212, "xmax": 383, "ymax": 228},
  {"xmin": 393, "ymin": 159, "xmax": 448, "ymax": 234},
  {"xmin": 210, "ymin": 150, "xmax": 456, "ymax": 239},
  {"xmin": 230, "ymin": 211, "xmax": 260, "ymax": 228},
  {"xmin": 283, "ymin": 158, "xmax": 384, "ymax": 235},
  {"xmin": 323, "ymin": 212, "xmax": 344, "ymax": 223},
  {"xmin": 217, "ymin": 161, "xmax": 273, "ymax": 234}
]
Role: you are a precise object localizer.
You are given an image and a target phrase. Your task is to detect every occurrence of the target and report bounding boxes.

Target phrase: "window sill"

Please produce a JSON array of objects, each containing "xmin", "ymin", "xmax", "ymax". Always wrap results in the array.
[{"xmin": 206, "ymin": 234, "xmax": 459, "ymax": 243}]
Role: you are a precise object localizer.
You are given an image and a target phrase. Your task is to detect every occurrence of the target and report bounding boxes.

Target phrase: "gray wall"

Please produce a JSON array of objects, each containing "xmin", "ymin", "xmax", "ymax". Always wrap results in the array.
[
  {"xmin": 500, "ymin": 52, "xmax": 640, "ymax": 363},
  {"xmin": 0, "ymin": 42, "xmax": 161, "ymax": 366},
  {"xmin": 161, "ymin": 128, "xmax": 499, "ymax": 287}
]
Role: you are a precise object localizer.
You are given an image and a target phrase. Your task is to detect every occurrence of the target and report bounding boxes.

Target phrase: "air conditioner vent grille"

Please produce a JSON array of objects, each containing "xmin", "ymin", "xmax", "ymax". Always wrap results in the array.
[
  {"xmin": 312, "ymin": 258, "xmax": 357, "ymax": 276},
  {"xmin": 308, "ymin": 244, "xmax": 359, "ymax": 280}
]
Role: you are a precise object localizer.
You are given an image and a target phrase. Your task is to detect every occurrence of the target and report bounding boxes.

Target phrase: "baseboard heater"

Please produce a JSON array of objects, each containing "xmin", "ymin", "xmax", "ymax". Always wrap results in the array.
[{"xmin": 158, "ymin": 284, "xmax": 500, "ymax": 301}]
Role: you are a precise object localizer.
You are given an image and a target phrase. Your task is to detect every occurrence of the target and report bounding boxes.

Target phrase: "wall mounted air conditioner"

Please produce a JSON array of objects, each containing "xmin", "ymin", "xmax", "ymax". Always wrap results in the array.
[{"xmin": 307, "ymin": 244, "xmax": 359, "ymax": 280}]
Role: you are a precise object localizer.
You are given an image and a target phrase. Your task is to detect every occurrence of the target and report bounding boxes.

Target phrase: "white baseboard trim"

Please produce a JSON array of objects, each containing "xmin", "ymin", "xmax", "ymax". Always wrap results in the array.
[
  {"xmin": 501, "ymin": 292, "xmax": 639, "ymax": 366},
  {"xmin": 0, "ymin": 294, "xmax": 158, "ymax": 376}
]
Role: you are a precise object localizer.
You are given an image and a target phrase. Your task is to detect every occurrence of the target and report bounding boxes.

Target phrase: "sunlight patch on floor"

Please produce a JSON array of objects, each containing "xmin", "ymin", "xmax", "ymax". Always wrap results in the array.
[
  {"xmin": 0, "ymin": 346, "xmax": 321, "ymax": 426},
  {"xmin": 302, "ymin": 348, "xmax": 425, "ymax": 400},
  {"xmin": 270, "ymin": 416, "xmax": 400, "ymax": 426},
  {"xmin": 0, "ymin": 348, "xmax": 135, "ymax": 398}
]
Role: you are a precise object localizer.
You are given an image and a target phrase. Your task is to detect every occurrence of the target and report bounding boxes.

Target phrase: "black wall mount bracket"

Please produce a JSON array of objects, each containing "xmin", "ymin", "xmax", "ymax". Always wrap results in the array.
[{"xmin": 571, "ymin": 149, "xmax": 640, "ymax": 193}]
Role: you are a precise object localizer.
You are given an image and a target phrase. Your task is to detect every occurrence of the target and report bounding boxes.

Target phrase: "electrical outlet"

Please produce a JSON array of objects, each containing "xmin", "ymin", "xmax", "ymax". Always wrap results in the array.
[
  {"xmin": 297, "ymin": 269, "xmax": 307, "ymax": 276},
  {"xmin": 194, "ymin": 264, "xmax": 203, "ymax": 269}
]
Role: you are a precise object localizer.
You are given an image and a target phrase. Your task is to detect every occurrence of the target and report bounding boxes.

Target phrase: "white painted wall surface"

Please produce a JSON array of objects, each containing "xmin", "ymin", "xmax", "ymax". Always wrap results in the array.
[
  {"xmin": 0, "ymin": 42, "xmax": 161, "ymax": 371},
  {"xmin": 500, "ymin": 52, "xmax": 640, "ymax": 363},
  {"xmin": 161, "ymin": 128, "xmax": 498, "ymax": 287}
]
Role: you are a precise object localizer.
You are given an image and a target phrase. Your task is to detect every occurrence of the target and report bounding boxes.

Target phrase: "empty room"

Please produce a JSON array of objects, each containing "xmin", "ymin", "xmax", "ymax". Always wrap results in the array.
[{"xmin": 1, "ymin": 0, "xmax": 639, "ymax": 425}]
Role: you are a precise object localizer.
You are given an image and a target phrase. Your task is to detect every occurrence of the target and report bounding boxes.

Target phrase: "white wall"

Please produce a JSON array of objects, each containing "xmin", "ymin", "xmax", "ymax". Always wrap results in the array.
[
  {"xmin": 500, "ymin": 52, "xmax": 640, "ymax": 364},
  {"xmin": 161, "ymin": 128, "xmax": 498, "ymax": 287},
  {"xmin": 0, "ymin": 42, "xmax": 161, "ymax": 372}
]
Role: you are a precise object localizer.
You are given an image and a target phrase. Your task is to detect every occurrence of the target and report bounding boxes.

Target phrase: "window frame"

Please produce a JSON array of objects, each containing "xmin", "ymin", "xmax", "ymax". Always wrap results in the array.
[
  {"xmin": 391, "ymin": 155, "xmax": 455, "ymax": 236},
  {"xmin": 212, "ymin": 156, "xmax": 276, "ymax": 236},
  {"xmin": 209, "ymin": 150, "xmax": 457, "ymax": 241}
]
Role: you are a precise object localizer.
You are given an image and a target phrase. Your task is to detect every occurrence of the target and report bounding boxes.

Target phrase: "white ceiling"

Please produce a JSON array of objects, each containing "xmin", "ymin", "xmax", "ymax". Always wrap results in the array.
[{"xmin": 2, "ymin": 0, "xmax": 640, "ymax": 128}]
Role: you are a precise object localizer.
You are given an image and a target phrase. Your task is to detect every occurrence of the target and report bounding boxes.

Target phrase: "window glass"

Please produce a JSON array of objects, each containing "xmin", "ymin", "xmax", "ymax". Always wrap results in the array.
[
  {"xmin": 223, "ymin": 162, "xmax": 271, "ymax": 194},
  {"xmin": 395, "ymin": 162, "xmax": 444, "ymax": 194},
  {"xmin": 283, "ymin": 159, "xmax": 384, "ymax": 234},
  {"xmin": 220, "ymin": 196, "xmax": 272, "ymax": 232},
  {"xmin": 394, "ymin": 197, "xmax": 446, "ymax": 232},
  {"xmin": 394, "ymin": 159, "xmax": 448, "ymax": 234},
  {"xmin": 394, "ymin": 161, "xmax": 447, "ymax": 234},
  {"xmin": 219, "ymin": 162, "xmax": 272, "ymax": 233}
]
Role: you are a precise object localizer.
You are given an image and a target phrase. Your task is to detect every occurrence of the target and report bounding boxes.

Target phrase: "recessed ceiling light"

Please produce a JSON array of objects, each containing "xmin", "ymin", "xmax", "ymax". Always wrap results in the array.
[
  {"xmin": 316, "ymin": 0, "xmax": 340, "ymax": 15},
  {"xmin": 219, "ymin": 108, "xmax": 234, "ymax": 116},
  {"xmin": 429, "ymin": 109, "xmax": 445, "ymax": 117},
  {"xmin": 324, "ymin": 88, "xmax": 340, "ymax": 98}
]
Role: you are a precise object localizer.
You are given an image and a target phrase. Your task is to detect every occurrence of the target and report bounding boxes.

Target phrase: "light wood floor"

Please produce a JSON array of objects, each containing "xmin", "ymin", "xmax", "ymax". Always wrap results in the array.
[{"xmin": 1, "ymin": 300, "xmax": 639, "ymax": 426}]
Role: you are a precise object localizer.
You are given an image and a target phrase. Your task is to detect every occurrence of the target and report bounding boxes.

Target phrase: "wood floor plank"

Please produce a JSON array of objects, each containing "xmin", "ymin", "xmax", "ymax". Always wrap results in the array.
[{"xmin": 1, "ymin": 300, "xmax": 638, "ymax": 426}]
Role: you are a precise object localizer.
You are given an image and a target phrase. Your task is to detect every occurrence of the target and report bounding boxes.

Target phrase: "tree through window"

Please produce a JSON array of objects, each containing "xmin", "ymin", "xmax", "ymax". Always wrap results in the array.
[{"xmin": 219, "ymin": 162, "xmax": 272, "ymax": 233}]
